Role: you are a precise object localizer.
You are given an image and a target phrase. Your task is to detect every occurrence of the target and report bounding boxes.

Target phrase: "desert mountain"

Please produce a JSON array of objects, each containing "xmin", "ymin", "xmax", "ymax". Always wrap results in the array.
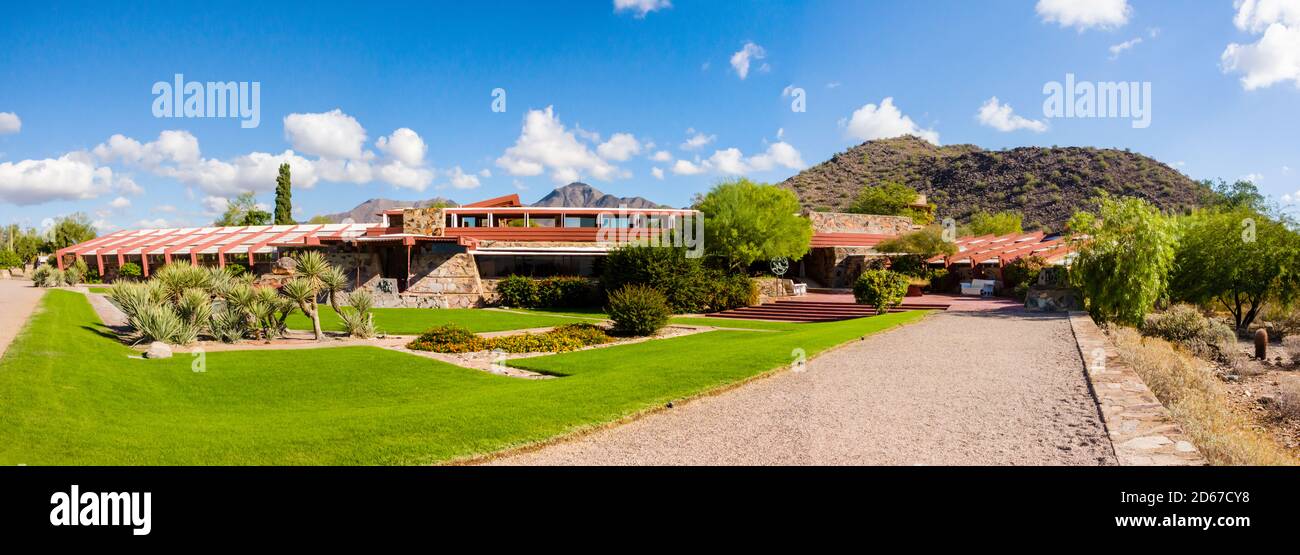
[
  {"xmin": 317, "ymin": 197, "xmax": 457, "ymax": 224},
  {"xmin": 780, "ymin": 136, "xmax": 1208, "ymax": 231},
  {"xmin": 531, "ymin": 182, "xmax": 665, "ymax": 209}
]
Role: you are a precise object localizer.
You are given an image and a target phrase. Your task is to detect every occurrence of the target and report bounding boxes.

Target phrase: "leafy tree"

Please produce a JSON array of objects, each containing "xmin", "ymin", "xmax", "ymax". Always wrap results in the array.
[
  {"xmin": 306, "ymin": 215, "xmax": 334, "ymax": 224},
  {"xmin": 1199, "ymin": 178, "xmax": 1269, "ymax": 213},
  {"xmin": 695, "ymin": 178, "xmax": 812, "ymax": 272},
  {"xmin": 875, "ymin": 225, "xmax": 957, "ymax": 258},
  {"xmin": 849, "ymin": 181, "xmax": 934, "ymax": 224},
  {"xmin": 4, "ymin": 225, "xmax": 50, "ymax": 265},
  {"xmin": 215, "ymin": 192, "xmax": 272, "ymax": 227},
  {"xmin": 274, "ymin": 163, "xmax": 294, "ymax": 225},
  {"xmin": 1169, "ymin": 208, "xmax": 1300, "ymax": 332},
  {"xmin": 852, "ymin": 269, "xmax": 910, "ymax": 314},
  {"xmin": 0, "ymin": 248, "xmax": 21, "ymax": 269},
  {"xmin": 1067, "ymin": 195, "xmax": 1179, "ymax": 326},
  {"xmin": 962, "ymin": 210, "xmax": 1023, "ymax": 236},
  {"xmin": 51, "ymin": 213, "xmax": 97, "ymax": 250}
]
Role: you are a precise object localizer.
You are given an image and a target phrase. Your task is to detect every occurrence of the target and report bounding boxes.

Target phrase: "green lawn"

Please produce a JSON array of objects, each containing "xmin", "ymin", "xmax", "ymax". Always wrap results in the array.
[
  {"xmin": 0, "ymin": 290, "xmax": 926, "ymax": 465},
  {"xmin": 284, "ymin": 305, "xmax": 597, "ymax": 334},
  {"xmin": 87, "ymin": 286, "xmax": 113, "ymax": 294}
]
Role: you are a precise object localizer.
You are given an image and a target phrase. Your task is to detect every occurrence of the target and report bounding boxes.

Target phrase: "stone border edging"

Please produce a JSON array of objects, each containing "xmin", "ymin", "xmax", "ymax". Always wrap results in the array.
[{"xmin": 1067, "ymin": 311, "xmax": 1206, "ymax": 466}]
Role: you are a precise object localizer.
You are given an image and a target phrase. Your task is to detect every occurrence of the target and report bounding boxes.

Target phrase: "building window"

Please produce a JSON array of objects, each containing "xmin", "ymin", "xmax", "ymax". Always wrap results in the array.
[
  {"xmin": 563, "ymin": 216, "xmax": 597, "ymax": 228},
  {"xmin": 477, "ymin": 255, "xmax": 600, "ymax": 278}
]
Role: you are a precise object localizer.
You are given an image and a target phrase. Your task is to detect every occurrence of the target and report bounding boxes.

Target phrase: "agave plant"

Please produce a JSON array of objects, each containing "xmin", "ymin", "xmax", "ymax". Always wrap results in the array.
[
  {"xmin": 208, "ymin": 305, "xmax": 247, "ymax": 343},
  {"xmin": 338, "ymin": 289, "xmax": 376, "ymax": 339}
]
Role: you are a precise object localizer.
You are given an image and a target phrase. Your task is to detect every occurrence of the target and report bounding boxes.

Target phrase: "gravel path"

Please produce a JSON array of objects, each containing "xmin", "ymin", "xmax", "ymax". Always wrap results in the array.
[
  {"xmin": 488, "ymin": 310, "xmax": 1117, "ymax": 466},
  {"xmin": 0, "ymin": 280, "xmax": 46, "ymax": 360}
]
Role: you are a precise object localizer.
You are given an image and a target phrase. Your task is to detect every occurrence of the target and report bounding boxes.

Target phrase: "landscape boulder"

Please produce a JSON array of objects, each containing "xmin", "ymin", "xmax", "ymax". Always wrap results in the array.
[{"xmin": 144, "ymin": 341, "xmax": 173, "ymax": 359}]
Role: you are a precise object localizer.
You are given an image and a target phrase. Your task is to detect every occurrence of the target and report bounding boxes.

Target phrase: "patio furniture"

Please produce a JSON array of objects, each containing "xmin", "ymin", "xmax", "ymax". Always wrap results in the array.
[{"xmin": 960, "ymin": 279, "xmax": 997, "ymax": 296}]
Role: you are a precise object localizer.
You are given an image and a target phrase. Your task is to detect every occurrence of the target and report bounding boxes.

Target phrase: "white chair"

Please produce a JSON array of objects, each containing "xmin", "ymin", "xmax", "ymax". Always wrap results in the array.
[{"xmin": 961, "ymin": 279, "xmax": 997, "ymax": 296}]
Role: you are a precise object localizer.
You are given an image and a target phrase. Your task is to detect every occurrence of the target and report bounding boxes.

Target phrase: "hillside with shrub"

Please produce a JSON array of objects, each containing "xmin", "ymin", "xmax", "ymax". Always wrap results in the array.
[{"xmin": 780, "ymin": 135, "xmax": 1208, "ymax": 231}]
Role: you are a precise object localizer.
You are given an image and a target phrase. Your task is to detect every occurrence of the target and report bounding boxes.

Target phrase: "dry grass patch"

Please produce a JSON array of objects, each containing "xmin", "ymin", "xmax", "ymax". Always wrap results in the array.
[{"xmin": 1110, "ymin": 327, "xmax": 1296, "ymax": 466}]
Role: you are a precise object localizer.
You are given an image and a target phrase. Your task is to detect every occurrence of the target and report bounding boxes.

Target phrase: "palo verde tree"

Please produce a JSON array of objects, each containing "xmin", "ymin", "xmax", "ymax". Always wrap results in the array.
[
  {"xmin": 849, "ymin": 181, "xmax": 934, "ymax": 225},
  {"xmin": 1169, "ymin": 207, "xmax": 1300, "ymax": 332},
  {"xmin": 1067, "ymin": 194, "xmax": 1179, "ymax": 326},
  {"xmin": 274, "ymin": 163, "xmax": 294, "ymax": 225},
  {"xmin": 695, "ymin": 178, "xmax": 812, "ymax": 272},
  {"xmin": 961, "ymin": 210, "xmax": 1023, "ymax": 236},
  {"xmin": 215, "ymin": 192, "xmax": 272, "ymax": 226}
]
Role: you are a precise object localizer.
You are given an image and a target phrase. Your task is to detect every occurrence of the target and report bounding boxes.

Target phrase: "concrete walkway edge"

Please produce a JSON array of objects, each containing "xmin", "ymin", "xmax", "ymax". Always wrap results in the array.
[{"xmin": 1068, "ymin": 311, "xmax": 1207, "ymax": 466}]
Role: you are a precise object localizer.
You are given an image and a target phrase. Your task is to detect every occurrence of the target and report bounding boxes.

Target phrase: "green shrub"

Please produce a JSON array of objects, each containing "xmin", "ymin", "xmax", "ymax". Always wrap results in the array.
[
  {"xmin": 407, "ymin": 324, "xmax": 488, "ymax": 353},
  {"xmin": 1002, "ymin": 255, "xmax": 1047, "ymax": 290},
  {"xmin": 107, "ymin": 281, "xmax": 166, "ymax": 322},
  {"xmin": 32, "ymin": 265, "xmax": 65, "ymax": 287},
  {"xmin": 602, "ymin": 244, "xmax": 750, "ymax": 313},
  {"xmin": 607, "ymin": 284, "xmax": 671, "ymax": 336},
  {"xmin": 1012, "ymin": 281, "xmax": 1031, "ymax": 301},
  {"xmin": 495, "ymin": 275, "xmax": 538, "ymax": 308},
  {"xmin": 117, "ymin": 262, "xmax": 143, "ymax": 281},
  {"xmin": 535, "ymin": 276, "xmax": 596, "ymax": 308},
  {"xmin": 887, "ymin": 254, "xmax": 928, "ymax": 277},
  {"xmin": 0, "ymin": 249, "xmax": 22, "ymax": 269},
  {"xmin": 1141, "ymin": 304, "xmax": 1238, "ymax": 362},
  {"xmin": 153, "ymin": 262, "xmax": 211, "ymax": 301},
  {"xmin": 129, "ymin": 303, "xmax": 199, "ymax": 345},
  {"xmin": 852, "ymin": 269, "xmax": 910, "ymax": 314},
  {"xmin": 208, "ymin": 307, "xmax": 248, "ymax": 343}
]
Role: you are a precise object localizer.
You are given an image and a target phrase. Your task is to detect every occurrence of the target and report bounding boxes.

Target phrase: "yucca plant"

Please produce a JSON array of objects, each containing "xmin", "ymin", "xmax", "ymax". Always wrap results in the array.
[
  {"xmin": 320, "ymin": 266, "xmax": 349, "ymax": 314},
  {"xmin": 288, "ymin": 251, "xmax": 335, "ymax": 341},
  {"xmin": 176, "ymin": 288, "xmax": 213, "ymax": 333},
  {"xmin": 338, "ymin": 289, "xmax": 376, "ymax": 338},
  {"xmin": 281, "ymin": 277, "xmax": 323, "ymax": 340},
  {"xmin": 107, "ymin": 280, "xmax": 166, "ymax": 322},
  {"xmin": 128, "ymin": 304, "xmax": 189, "ymax": 345},
  {"xmin": 208, "ymin": 306, "xmax": 248, "ymax": 343},
  {"xmin": 153, "ymin": 262, "xmax": 211, "ymax": 301}
]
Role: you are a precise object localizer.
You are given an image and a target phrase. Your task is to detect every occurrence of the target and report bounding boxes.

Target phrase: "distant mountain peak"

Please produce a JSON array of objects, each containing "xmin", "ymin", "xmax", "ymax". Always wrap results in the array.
[{"xmin": 531, "ymin": 182, "xmax": 664, "ymax": 209}]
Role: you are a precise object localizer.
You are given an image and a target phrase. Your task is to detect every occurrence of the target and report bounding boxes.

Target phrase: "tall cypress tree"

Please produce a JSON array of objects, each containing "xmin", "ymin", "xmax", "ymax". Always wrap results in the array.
[{"xmin": 274, "ymin": 163, "xmax": 294, "ymax": 224}]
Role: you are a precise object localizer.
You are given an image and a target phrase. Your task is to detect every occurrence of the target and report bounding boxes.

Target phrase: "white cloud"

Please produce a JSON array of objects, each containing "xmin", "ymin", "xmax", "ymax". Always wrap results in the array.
[
  {"xmin": 375, "ymin": 127, "xmax": 427, "ymax": 166},
  {"xmin": 446, "ymin": 166, "xmax": 481, "ymax": 189},
  {"xmin": 747, "ymin": 141, "xmax": 805, "ymax": 171},
  {"xmin": 1108, "ymin": 37, "xmax": 1143, "ymax": 59},
  {"xmin": 495, "ymin": 106, "xmax": 621, "ymax": 184},
  {"xmin": 976, "ymin": 97, "xmax": 1048, "ymax": 133},
  {"xmin": 671, "ymin": 159, "xmax": 707, "ymax": 176},
  {"xmin": 613, "ymin": 0, "xmax": 671, "ymax": 17},
  {"xmin": 377, "ymin": 161, "xmax": 435, "ymax": 191},
  {"xmin": 154, "ymin": 204, "xmax": 177, "ymax": 213},
  {"xmin": 136, "ymin": 218, "xmax": 171, "ymax": 229},
  {"xmin": 164, "ymin": 150, "xmax": 323, "ymax": 196},
  {"xmin": 841, "ymin": 97, "xmax": 940, "ymax": 144},
  {"xmin": 108, "ymin": 196, "xmax": 131, "ymax": 208},
  {"xmin": 512, "ymin": 179, "xmax": 528, "ymax": 191},
  {"xmin": 1222, "ymin": 1, "xmax": 1300, "ymax": 90},
  {"xmin": 1234, "ymin": 0, "xmax": 1300, "ymax": 33},
  {"xmin": 651, "ymin": 167, "xmax": 665, "ymax": 180},
  {"xmin": 1241, "ymin": 172, "xmax": 1265, "ymax": 182},
  {"xmin": 1036, "ymin": 0, "xmax": 1131, "ymax": 31},
  {"xmin": 201, "ymin": 196, "xmax": 229, "ymax": 215},
  {"xmin": 596, "ymin": 132, "xmax": 642, "ymax": 161},
  {"xmin": 668, "ymin": 142, "xmax": 805, "ymax": 176},
  {"xmin": 115, "ymin": 175, "xmax": 144, "ymax": 196},
  {"xmin": 94, "ymin": 130, "xmax": 201, "ymax": 167},
  {"xmin": 0, "ymin": 151, "xmax": 114, "ymax": 205},
  {"xmin": 650, "ymin": 150, "xmax": 673, "ymax": 162},
  {"xmin": 478, "ymin": 168, "xmax": 492, "ymax": 178},
  {"xmin": 283, "ymin": 109, "xmax": 368, "ymax": 160},
  {"xmin": 679, "ymin": 129, "xmax": 716, "ymax": 150},
  {"xmin": 730, "ymin": 42, "xmax": 766, "ymax": 79},
  {"xmin": 0, "ymin": 112, "xmax": 20, "ymax": 134}
]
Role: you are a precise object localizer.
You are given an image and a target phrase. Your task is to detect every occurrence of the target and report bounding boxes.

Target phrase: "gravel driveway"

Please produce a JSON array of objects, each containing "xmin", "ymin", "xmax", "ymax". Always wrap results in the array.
[
  {"xmin": 487, "ymin": 310, "xmax": 1117, "ymax": 466},
  {"xmin": 0, "ymin": 280, "xmax": 45, "ymax": 360}
]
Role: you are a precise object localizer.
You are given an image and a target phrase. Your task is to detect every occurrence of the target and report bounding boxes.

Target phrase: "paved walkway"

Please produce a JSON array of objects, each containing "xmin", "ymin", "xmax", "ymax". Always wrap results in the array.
[
  {"xmin": 0, "ymin": 280, "xmax": 46, "ymax": 360},
  {"xmin": 489, "ymin": 309, "xmax": 1116, "ymax": 465}
]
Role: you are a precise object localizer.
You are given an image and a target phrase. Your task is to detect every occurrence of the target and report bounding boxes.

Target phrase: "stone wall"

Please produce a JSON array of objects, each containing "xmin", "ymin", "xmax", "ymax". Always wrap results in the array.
[
  {"xmin": 807, "ymin": 211, "xmax": 916, "ymax": 234},
  {"xmin": 805, "ymin": 246, "xmax": 887, "ymax": 288},
  {"xmin": 402, "ymin": 207, "xmax": 445, "ymax": 236},
  {"xmin": 407, "ymin": 248, "xmax": 482, "ymax": 296},
  {"xmin": 321, "ymin": 247, "xmax": 385, "ymax": 291}
]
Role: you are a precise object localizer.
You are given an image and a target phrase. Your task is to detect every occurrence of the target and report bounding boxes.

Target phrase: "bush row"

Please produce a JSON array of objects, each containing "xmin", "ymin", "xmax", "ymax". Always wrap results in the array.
[
  {"xmin": 494, "ymin": 275, "xmax": 597, "ymax": 309},
  {"xmin": 407, "ymin": 323, "xmax": 613, "ymax": 354},
  {"xmin": 602, "ymin": 245, "xmax": 756, "ymax": 313}
]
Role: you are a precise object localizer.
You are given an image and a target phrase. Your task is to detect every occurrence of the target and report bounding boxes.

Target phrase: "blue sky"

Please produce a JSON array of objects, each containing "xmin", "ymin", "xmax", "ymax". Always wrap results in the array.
[{"xmin": 2, "ymin": 0, "xmax": 1299, "ymax": 232}]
